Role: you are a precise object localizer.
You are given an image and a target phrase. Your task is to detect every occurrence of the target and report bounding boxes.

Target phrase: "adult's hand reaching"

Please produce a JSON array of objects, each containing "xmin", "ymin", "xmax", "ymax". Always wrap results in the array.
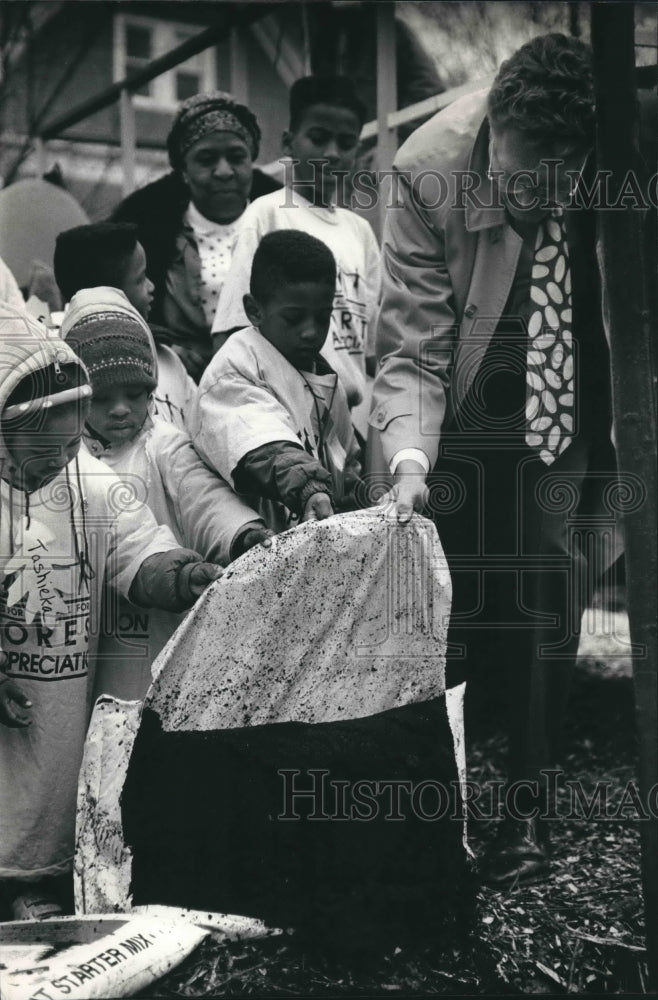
[{"xmin": 377, "ymin": 460, "xmax": 429, "ymax": 523}]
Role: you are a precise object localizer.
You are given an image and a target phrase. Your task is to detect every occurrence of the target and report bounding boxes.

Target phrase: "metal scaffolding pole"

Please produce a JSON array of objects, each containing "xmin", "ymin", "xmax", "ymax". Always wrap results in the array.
[
  {"xmin": 119, "ymin": 90, "xmax": 136, "ymax": 197},
  {"xmin": 229, "ymin": 21, "xmax": 249, "ymax": 105}
]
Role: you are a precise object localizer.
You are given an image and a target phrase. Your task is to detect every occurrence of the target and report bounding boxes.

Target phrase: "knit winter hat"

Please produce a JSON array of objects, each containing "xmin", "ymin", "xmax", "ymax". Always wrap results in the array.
[
  {"xmin": 167, "ymin": 91, "xmax": 261, "ymax": 170},
  {"xmin": 61, "ymin": 287, "xmax": 157, "ymax": 394}
]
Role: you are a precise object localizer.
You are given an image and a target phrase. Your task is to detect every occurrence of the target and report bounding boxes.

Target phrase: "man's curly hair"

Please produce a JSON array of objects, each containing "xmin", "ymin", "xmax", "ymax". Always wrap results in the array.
[{"xmin": 488, "ymin": 33, "xmax": 595, "ymax": 148}]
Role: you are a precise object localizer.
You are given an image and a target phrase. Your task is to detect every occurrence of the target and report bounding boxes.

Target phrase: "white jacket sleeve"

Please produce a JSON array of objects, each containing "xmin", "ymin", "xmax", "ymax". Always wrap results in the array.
[
  {"xmin": 99, "ymin": 470, "xmax": 182, "ymax": 600},
  {"xmin": 190, "ymin": 368, "xmax": 304, "ymax": 489},
  {"xmin": 150, "ymin": 424, "xmax": 262, "ymax": 564}
]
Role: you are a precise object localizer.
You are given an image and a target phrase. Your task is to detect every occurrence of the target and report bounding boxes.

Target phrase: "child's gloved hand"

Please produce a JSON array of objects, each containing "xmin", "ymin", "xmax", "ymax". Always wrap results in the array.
[
  {"xmin": 131, "ymin": 549, "xmax": 221, "ymax": 612},
  {"xmin": 0, "ymin": 668, "xmax": 32, "ymax": 728},
  {"xmin": 177, "ymin": 562, "xmax": 224, "ymax": 604},
  {"xmin": 302, "ymin": 492, "xmax": 334, "ymax": 523}
]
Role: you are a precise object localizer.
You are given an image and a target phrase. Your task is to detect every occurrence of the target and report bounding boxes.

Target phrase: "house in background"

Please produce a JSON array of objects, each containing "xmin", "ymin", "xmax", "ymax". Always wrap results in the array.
[
  {"xmin": 0, "ymin": 0, "xmax": 446, "ymax": 224},
  {"xmin": 1, "ymin": 1, "xmax": 653, "ymax": 227},
  {"xmin": 0, "ymin": 2, "xmax": 301, "ymax": 220}
]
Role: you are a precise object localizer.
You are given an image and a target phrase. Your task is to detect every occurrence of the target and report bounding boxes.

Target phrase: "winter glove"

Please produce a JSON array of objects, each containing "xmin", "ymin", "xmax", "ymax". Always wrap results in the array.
[
  {"xmin": 235, "ymin": 444, "xmax": 334, "ymax": 517},
  {"xmin": 130, "ymin": 548, "xmax": 221, "ymax": 612},
  {"xmin": 176, "ymin": 561, "xmax": 224, "ymax": 605}
]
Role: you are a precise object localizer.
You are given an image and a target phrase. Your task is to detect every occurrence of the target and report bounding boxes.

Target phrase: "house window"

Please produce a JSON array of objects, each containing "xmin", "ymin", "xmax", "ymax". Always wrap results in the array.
[
  {"xmin": 114, "ymin": 15, "xmax": 217, "ymax": 109},
  {"xmin": 125, "ymin": 23, "xmax": 154, "ymax": 98}
]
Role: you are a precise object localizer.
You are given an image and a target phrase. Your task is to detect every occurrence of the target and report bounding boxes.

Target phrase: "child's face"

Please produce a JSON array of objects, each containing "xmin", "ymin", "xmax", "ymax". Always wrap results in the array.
[
  {"xmin": 8, "ymin": 405, "xmax": 86, "ymax": 492},
  {"xmin": 245, "ymin": 281, "xmax": 334, "ymax": 371},
  {"xmin": 119, "ymin": 243, "xmax": 154, "ymax": 320},
  {"xmin": 283, "ymin": 104, "xmax": 361, "ymax": 205},
  {"xmin": 87, "ymin": 384, "xmax": 150, "ymax": 445}
]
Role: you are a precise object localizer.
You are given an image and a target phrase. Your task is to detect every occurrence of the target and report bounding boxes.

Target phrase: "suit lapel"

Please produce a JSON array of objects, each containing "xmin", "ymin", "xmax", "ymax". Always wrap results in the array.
[{"xmin": 450, "ymin": 222, "xmax": 523, "ymax": 420}]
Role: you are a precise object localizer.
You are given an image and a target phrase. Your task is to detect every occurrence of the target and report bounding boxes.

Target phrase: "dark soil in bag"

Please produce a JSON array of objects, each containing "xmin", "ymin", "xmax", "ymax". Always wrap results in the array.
[{"xmin": 122, "ymin": 698, "xmax": 476, "ymax": 952}]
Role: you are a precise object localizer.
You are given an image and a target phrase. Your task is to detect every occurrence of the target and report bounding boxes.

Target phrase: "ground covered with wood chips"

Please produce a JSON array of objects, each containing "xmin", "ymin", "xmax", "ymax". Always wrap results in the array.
[{"xmin": 143, "ymin": 605, "xmax": 649, "ymax": 996}]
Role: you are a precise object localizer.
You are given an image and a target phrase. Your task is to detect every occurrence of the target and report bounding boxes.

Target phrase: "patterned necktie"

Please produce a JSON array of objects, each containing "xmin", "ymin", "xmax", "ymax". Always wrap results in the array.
[{"xmin": 525, "ymin": 209, "xmax": 574, "ymax": 465}]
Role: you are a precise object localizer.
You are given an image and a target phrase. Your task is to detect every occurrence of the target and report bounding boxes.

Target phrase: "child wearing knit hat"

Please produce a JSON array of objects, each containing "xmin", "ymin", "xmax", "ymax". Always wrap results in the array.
[
  {"xmin": 63, "ymin": 289, "xmax": 159, "ymax": 449},
  {"xmin": 0, "ymin": 303, "xmax": 225, "ymax": 919},
  {"xmin": 62, "ymin": 287, "xmax": 270, "ymax": 702}
]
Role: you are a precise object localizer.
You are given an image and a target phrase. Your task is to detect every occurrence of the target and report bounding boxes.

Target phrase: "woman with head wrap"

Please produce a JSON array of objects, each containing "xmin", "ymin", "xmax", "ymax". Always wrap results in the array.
[{"xmin": 112, "ymin": 92, "xmax": 281, "ymax": 380}]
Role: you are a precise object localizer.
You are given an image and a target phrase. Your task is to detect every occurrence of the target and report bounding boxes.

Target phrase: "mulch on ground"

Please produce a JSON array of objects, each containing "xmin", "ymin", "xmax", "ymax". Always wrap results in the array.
[{"xmin": 143, "ymin": 611, "xmax": 649, "ymax": 997}]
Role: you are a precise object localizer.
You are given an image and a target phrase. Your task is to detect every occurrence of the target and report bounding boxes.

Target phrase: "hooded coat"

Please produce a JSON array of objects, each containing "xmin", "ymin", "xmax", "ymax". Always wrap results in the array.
[
  {"xmin": 0, "ymin": 305, "xmax": 186, "ymax": 879},
  {"xmin": 61, "ymin": 288, "xmax": 264, "ymax": 700}
]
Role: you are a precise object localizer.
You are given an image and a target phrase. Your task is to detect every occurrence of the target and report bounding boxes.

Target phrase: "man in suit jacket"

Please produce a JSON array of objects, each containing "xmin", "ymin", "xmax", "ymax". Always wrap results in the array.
[{"xmin": 370, "ymin": 33, "xmax": 620, "ymax": 885}]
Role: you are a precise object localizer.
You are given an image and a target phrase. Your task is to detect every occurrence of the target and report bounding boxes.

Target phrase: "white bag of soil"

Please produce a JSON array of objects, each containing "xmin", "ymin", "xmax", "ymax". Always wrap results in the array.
[{"xmin": 85, "ymin": 512, "xmax": 471, "ymax": 949}]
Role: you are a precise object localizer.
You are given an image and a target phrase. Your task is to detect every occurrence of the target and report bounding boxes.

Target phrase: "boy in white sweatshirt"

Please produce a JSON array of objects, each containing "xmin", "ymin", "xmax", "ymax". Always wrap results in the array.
[{"xmin": 211, "ymin": 75, "xmax": 380, "ymax": 436}]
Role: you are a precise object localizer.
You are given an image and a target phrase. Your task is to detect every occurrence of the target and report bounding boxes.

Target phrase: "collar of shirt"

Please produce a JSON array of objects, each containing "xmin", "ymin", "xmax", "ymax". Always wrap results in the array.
[
  {"xmin": 284, "ymin": 186, "xmax": 340, "ymax": 225},
  {"xmin": 186, "ymin": 201, "xmax": 246, "ymax": 238}
]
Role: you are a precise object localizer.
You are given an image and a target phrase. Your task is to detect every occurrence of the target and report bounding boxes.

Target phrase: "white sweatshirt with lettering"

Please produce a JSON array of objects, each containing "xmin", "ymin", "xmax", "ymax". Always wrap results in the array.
[
  {"xmin": 0, "ymin": 450, "xmax": 183, "ymax": 879},
  {"xmin": 0, "ymin": 308, "xmax": 181, "ymax": 879},
  {"xmin": 212, "ymin": 188, "xmax": 381, "ymax": 413}
]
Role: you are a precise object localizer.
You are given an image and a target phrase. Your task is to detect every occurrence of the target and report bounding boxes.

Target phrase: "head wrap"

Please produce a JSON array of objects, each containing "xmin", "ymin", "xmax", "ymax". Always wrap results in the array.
[
  {"xmin": 61, "ymin": 287, "xmax": 157, "ymax": 394},
  {"xmin": 167, "ymin": 91, "xmax": 261, "ymax": 170}
]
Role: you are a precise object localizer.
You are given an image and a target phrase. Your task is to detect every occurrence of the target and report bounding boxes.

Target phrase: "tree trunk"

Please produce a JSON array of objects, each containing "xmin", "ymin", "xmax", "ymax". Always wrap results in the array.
[{"xmin": 591, "ymin": 1, "xmax": 658, "ymax": 984}]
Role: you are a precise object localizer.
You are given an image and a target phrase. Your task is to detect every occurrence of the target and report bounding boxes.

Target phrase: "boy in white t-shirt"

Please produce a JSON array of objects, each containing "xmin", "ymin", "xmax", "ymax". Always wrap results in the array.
[{"xmin": 212, "ymin": 75, "xmax": 380, "ymax": 430}]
